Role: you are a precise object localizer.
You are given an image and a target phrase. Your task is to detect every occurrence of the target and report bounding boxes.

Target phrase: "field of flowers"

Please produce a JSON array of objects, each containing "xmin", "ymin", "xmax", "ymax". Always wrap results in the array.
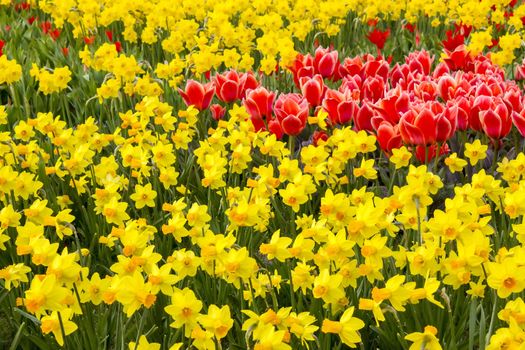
[{"xmin": 3, "ymin": 0, "xmax": 525, "ymax": 349}]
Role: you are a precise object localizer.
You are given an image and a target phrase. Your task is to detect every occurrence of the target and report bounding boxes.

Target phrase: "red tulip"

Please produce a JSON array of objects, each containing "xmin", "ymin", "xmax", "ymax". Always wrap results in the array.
[
  {"xmin": 312, "ymin": 130, "xmax": 329, "ymax": 146},
  {"xmin": 300, "ymin": 75, "xmax": 325, "ymax": 107},
  {"xmin": 115, "ymin": 41, "xmax": 122, "ymax": 53},
  {"xmin": 244, "ymin": 87, "xmax": 275, "ymax": 120},
  {"xmin": 373, "ymin": 89, "xmax": 410, "ymax": 125},
  {"xmin": 84, "ymin": 36, "xmax": 95, "ymax": 45},
  {"xmin": 437, "ymin": 75, "xmax": 457, "ymax": 101},
  {"xmin": 479, "ymin": 100, "xmax": 511, "ymax": 139},
  {"xmin": 367, "ymin": 28, "xmax": 390, "ymax": 51},
  {"xmin": 289, "ymin": 53, "xmax": 314, "ymax": 88},
  {"xmin": 178, "ymin": 80, "xmax": 215, "ymax": 111},
  {"xmin": 512, "ymin": 110, "xmax": 525, "ymax": 137},
  {"xmin": 210, "ymin": 104, "xmax": 226, "ymax": 121},
  {"xmin": 362, "ymin": 58, "xmax": 389, "ymax": 81},
  {"xmin": 49, "ymin": 29, "xmax": 60, "ymax": 41},
  {"xmin": 442, "ymin": 30, "xmax": 465, "ymax": 51},
  {"xmin": 314, "ymin": 46, "xmax": 339, "ymax": 79},
  {"xmin": 338, "ymin": 56, "xmax": 363, "ymax": 78},
  {"xmin": 469, "ymin": 95, "xmax": 492, "ymax": 131},
  {"xmin": 375, "ymin": 121, "xmax": 402, "ymax": 153},
  {"xmin": 503, "ymin": 87, "xmax": 522, "ymax": 113},
  {"xmin": 406, "ymin": 50, "xmax": 433, "ymax": 76},
  {"xmin": 362, "ymin": 76, "xmax": 385, "ymax": 102},
  {"xmin": 41, "ymin": 21, "xmax": 51, "ymax": 34},
  {"xmin": 339, "ymin": 75, "xmax": 362, "ymax": 96},
  {"xmin": 268, "ymin": 119, "xmax": 284, "ymax": 140},
  {"xmin": 105, "ymin": 30, "xmax": 114, "ymax": 42},
  {"xmin": 436, "ymin": 106, "xmax": 457, "ymax": 142},
  {"xmin": 213, "ymin": 70, "xmax": 259, "ymax": 103},
  {"xmin": 322, "ymin": 89, "xmax": 358, "ymax": 125},
  {"xmin": 451, "ymin": 97, "xmax": 470, "ymax": 131},
  {"xmin": 399, "ymin": 108, "xmax": 438, "ymax": 145},
  {"xmin": 443, "ymin": 45, "xmax": 474, "ymax": 71},
  {"xmin": 355, "ymin": 102, "xmax": 375, "ymax": 132},
  {"xmin": 515, "ymin": 58, "xmax": 525, "ymax": 81},
  {"xmin": 414, "ymin": 80, "xmax": 438, "ymax": 101},
  {"xmin": 389, "ymin": 63, "xmax": 412, "ymax": 89},
  {"xmin": 244, "ymin": 87, "xmax": 275, "ymax": 131},
  {"xmin": 274, "ymin": 93, "xmax": 309, "ymax": 136}
]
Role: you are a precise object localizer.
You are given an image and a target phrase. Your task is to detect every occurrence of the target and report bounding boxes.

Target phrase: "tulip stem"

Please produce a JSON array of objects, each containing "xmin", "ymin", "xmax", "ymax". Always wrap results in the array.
[
  {"xmin": 490, "ymin": 141, "xmax": 499, "ymax": 175},
  {"xmin": 288, "ymin": 136, "xmax": 295, "ymax": 159}
]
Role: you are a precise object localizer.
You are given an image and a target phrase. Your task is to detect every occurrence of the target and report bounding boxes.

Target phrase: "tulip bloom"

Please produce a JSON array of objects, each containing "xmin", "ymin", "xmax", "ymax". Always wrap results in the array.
[
  {"xmin": 244, "ymin": 87, "xmax": 275, "ymax": 131},
  {"xmin": 367, "ymin": 28, "xmax": 390, "ymax": 51},
  {"xmin": 313, "ymin": 46, "xmax": 339, "ymax": 79},
  {"xmin": 178, "ymin": 80, "xmax": 215, "ymax": 111},
  {"xmin": 289, "ymin": 53, "xmax": 314, "ymax": 88},
  {"xmin": 375, "ymin": 121, "xmax": 402, "ymax": 153},
  {"xmin": 274, "ymin": 93, "xmax": 309, "ymax": 136},
  {"xmin": 512, "ymin": 110, "xmax": 525, "ymax": 137},
  {"xmin": 210, "ymin": 104, "xmax": 226, "ymax": 121},
  {"xmin": 406, "ymin": 50, "xmax": 433, "ymax": 76},
  {"xmin": 322, "ymin": 89, "xmax": 358, "ymax": 125},
  {"xmin": 399, "ymin": 108, "xmax": 439, "ymax": 146},
  {"xmin": 479, "ymin": 101, "xmax": 511, "ymax": 140},
  {"xmin": 213, "ymin": 70, "xmax": 259, "ymax": 103},
  {"xmin": 300, "ymin": 74, "xmax": 325, "ymax": 107}
]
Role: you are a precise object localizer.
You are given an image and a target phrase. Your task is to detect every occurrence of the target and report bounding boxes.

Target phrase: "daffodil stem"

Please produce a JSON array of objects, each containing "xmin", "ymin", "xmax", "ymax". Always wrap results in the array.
[{"xmin": 485, "ymin": 291, "xmax": 498, "ymax": 345}]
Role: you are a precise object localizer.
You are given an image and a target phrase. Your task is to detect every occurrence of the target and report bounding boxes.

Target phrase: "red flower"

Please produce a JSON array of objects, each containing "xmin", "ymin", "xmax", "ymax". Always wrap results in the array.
[
  {"xmin": 210, "ymin": 104, "xmax": 226, "ymax": 121},
  {"xmin": 373, "ymin": 89, "xmax": 410, "ymax": 125},
  {"xmin": 49, "ymin": 29, "xmax": 60, "ymax": 41},
  {"xmin": 367, "ymin": 28, "xmax": 390, "ymax": 51},
  {"xmin": 512, "ymin": 110, "xmax": 525, "ymax": 137},
  {"xmin": 244, "ymin": 87, "xmax": 275, "ymax": 131},
  {"xmin": 288, "ymin": 53, "xmax": 314, "ymax": 88},
  {"xmin": 105, "ymin": 30, "xmax": 114, "ymax": 42},
  {"xmin": 274, "ymin": 93, "xmax": 309, "ymax": 136},
  {"xmin": 300, "ymin": 74, "xmax": 325, "ymax": 107},
  {"xmin": 178, "ymin": 80, "xmax": 215, "ymax": 111},
  {"xmin": 40, "ymin": 21, "xmax": 51, "ymax": 34},
  {"xmin": 443, "ymin": 45, "xmax": 474, "ymax": 71},
  {"xmin": 213, "ymin": 70, "xmax": 259, "ymax": 103},
  {"xmin": 362, "ymin": 76, "xmax": 385, "ymax": 102},
  {"xmin": 406, "ymin": 50, "xmax": 433, "ymax": 76},
  {"xmin": 114, "ymin": 41, "xmax": 122, "ymax": 53},
  {"xmin": 375, "ymin": 121, "xmax": 402, "ymax": 153},
  {"xmin": 442, "ymin": 30, "xmax": 465, "ymax": 51},
  {"xmin": 322, "ymin": 89, "xmax": 358, "ymax": 125},
  {"xmin": 355, "ymin": 102, "xmax": 375, "ymax": 132},
  {"xmin": 515, "ymin": 58, "xmax": 525, "ymax": 81},
  {"xmin": 399, "ymin": 105, "xmax": 454, "ymax": 146},
  {"xmin": 84, "ymin": 36, "xmax": 95, "ymax": 45},
  {"xmin": 404, "ymin": 23, "xmax": 416, "ymax": 33},
  {"xmin": 0, "ymin": 40, "xmax": 4, "ymax": 56},
  {"xmin": 312, "ymin": 130, "xmax": 329, "ymax": 146},
  {"xmin": 313, "ymin": 46, "xmax": 339, "ymax": 79},
  {"xmin": 338, "ymin": 56, "xmax": 363, "ymax": 77},
  {"xmin": 367, "ymin": 19, "xmax": 378, "ymax": 27},
  {"xmin": 28, "ymin": 16, "xmax": 37, "ymax": 25},
  {"xmin": 268, "ymin": 119, "xmax": 284, "ymax": 140},
  {"xmin": 62, "ymin": 47, "xmax": 69, "ymax": 56},
  {"xmin": 437, "ymin": 75, "xmax": 457, "ymax": 101},
  {"xmin": 480, "ymin": 100, "xmax": 511, "ymax": 140}
]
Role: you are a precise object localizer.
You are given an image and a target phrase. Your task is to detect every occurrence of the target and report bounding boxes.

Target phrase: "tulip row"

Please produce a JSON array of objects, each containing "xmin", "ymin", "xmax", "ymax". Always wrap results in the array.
[{"xmin": 179, "ymin": 45, "xmax": 525, "ymax": 163}]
